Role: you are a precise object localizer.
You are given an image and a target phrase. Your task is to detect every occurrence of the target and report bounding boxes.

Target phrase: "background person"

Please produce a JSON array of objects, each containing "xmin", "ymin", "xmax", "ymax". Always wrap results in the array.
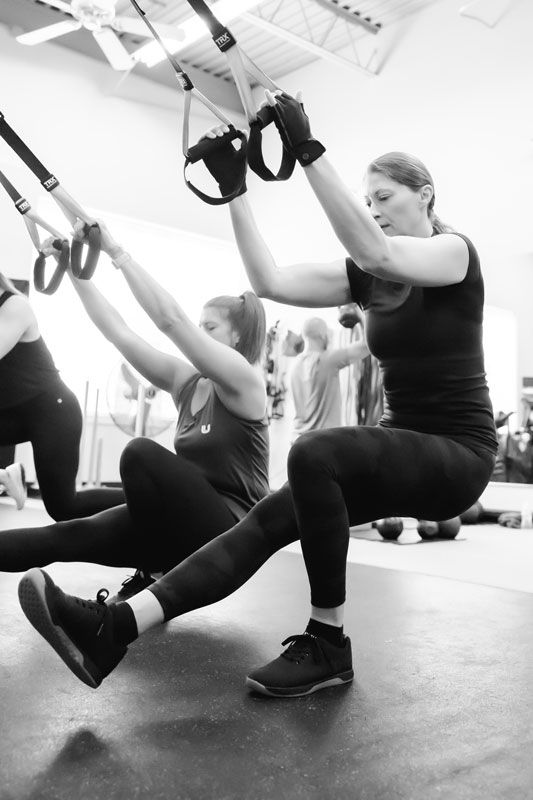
[
  {"xmin": 0, "ymin": 271, "xmax": 124, "ymax": 520},
  {"xmin": 290, "ymin": 315, "xmax": 368, "ymax": 442}
]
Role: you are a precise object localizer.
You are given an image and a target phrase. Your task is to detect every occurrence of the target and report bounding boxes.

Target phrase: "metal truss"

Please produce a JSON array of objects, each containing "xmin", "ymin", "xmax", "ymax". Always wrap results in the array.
[{"xmin": 243, "ymin": 0, "xmax": 383, "ymax": 77}]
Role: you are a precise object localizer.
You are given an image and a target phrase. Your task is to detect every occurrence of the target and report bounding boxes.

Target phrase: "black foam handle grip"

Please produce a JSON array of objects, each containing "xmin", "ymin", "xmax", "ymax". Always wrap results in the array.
[
  {"xmin": 252, "ymin": 104, "xmax": 276, "ymax": 131},
  {"xmin": 33, "ymin": 239, "xmax": 70, "ymax": 295},
  {"xmin": 247, "ymin": 105, "xmax": 296, "ymax": 182},
  {"xmin": 184, "ymin": 128, "xmax": 248, "ymax": 206},
  {"xmin": 70, "ymin": 223, "xmax": 101, "ymax": 280},
  {"xmin": 186, "ymin": 126, "xmax": 242, "ymax": 164}
]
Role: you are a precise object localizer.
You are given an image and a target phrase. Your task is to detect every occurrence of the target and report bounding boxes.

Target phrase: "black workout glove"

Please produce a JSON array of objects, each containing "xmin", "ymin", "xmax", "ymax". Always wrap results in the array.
[
  {"xmin": 203, "ymin": 135, "xmax": 247, "ymax": 198},
  {"xmin": 272, "ymin": 93, "xmax": 326, "ymax": 167}
]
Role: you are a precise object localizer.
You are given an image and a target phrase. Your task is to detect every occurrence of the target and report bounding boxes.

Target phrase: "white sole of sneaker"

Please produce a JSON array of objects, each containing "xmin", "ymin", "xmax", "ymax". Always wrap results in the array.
[
  {"xmin": 18, "ymin": 568, "xmax": 99, "ymax": 689},
  {"xmin": 245, "ymin": 671, "xmax": 354, "ymax": 698},
  {"xmin": 3, "ymin": 463, "xmax": 27, "ymax": 510}
]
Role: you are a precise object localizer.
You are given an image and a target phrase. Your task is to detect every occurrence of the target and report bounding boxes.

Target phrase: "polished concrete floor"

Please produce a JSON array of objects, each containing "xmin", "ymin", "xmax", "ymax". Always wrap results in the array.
[{"xmin": 1, "ymin": 503, "xmax": 533, "ymax": 799}]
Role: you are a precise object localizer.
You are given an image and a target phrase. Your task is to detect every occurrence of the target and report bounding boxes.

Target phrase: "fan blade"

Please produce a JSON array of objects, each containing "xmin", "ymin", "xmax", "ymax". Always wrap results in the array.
[
  {"xmin": 112, "ymin": 16, "xmax": 185, "ymax": 42},
  {"xmin": 92, "ymin": 27, "xmax": 135, "ymax": 70},
  {"xmin": 35, "ymin": 0, "xmax": 73, "ymax": 13},
  {"xmin": 459, "ymin": 0, "xmax": 511, "ymax": 27},
  {"xmin": 16, "ymin": 20, "xmax": 82, "ymax": 45}
]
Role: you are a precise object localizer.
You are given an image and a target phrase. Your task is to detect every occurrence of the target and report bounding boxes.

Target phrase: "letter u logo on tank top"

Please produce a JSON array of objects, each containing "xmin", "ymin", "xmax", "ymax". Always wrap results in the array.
[{"xmin": 201, "ymin": 424, "xmax": 211, "ymax": 435}]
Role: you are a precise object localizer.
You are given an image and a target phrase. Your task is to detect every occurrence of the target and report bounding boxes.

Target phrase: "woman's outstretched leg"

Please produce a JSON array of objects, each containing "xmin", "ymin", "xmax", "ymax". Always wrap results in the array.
[
  {"xmin": 148, "ymin": 482, "xmax": 297, "ymax": 618},
  {"xmin": 17, "ymin": 484, "xmax": 298, "ymax": 687},
  {"xmin": 1, "ymin": 437, "xmax": 242, "ymax": 575},
  {"xmin": 0, "ymin": 505, "xmax": 143, "ymax": 572}
]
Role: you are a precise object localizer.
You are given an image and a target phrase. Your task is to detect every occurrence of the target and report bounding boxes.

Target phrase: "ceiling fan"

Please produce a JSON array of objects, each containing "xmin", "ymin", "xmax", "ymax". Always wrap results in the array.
[{"xmin": 16, "ymin": 0, "xmax": 185, "ymax": 71}]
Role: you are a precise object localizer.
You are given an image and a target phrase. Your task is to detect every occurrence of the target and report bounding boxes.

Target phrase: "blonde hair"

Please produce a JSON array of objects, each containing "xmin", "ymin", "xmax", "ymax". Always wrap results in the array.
[{"xmin": 367, "ymin": 152, "xmax": 453, "ymax": 234}]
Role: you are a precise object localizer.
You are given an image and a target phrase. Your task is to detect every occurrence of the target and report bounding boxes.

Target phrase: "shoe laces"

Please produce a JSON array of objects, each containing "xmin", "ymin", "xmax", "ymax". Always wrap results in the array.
[
  {"xmin": 120, "ymin": 569, "xmax": 150, "ymax": 589},
  {"xmin": 281, "ymin": 633, "xmax": 324, "ymax": 665},
  {"xmin": 72, "ymin": 588, "xmax": 109, "ymax": 612}
]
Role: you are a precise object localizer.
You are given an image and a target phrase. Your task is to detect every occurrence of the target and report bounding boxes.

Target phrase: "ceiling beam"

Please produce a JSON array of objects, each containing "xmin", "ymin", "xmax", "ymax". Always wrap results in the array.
[
  {"xmin": 243, "ymin": 11, "xmax": 378, "ymax": 77},
  {"xmin": 309, "ymin": 0, "xmax": 381, "ymax": 35}
]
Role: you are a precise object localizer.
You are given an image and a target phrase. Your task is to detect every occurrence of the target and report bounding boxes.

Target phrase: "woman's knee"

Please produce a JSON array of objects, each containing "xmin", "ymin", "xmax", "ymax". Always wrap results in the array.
[
  {"xmin": 249, "ymin": 484, "xmax": 297, "ymax": 540},
  {"xmin": 288, "ymin": 431, "xmax": 338, "ymax": 480},
  {"xmin": 120, "ymin": 437, "xmax": 160, "ymax": 479}
]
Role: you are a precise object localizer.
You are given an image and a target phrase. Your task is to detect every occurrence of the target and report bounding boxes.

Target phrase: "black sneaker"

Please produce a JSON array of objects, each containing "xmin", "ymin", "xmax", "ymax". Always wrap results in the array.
[
  {"xmin": 107, "ymin": 569, "xmax": 155, "ymax": 604},
  {"xmin": 246, "ymin": 632, "xmax": 354, "ymax": 698},
  {"xmin": 18, "ymin": 568, "xmax": 127, "ymax": 689}
]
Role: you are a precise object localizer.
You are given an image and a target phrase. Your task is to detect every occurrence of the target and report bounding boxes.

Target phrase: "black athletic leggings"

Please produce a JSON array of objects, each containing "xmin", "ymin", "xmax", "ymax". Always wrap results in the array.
[
  {"xmin": 0, "ymin": 437, "xmax": 238, "ymax": 572},
  {"xmin": 0, "ymin": 383, "xmax": 124, "ymax": 521},
  {"xmin": 148, "ymin": 426, "xmax": 495, "ymax": 620}
]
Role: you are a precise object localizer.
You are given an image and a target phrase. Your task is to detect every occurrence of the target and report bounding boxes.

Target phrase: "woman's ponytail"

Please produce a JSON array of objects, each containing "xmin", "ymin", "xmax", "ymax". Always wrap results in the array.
[{"xmin": 205, "ymin": 291, "xmax": 266, "ymax": 364}]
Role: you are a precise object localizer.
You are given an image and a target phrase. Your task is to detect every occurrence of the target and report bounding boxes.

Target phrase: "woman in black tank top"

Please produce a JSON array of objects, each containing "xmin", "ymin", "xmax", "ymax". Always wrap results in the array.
[
  {"xmin": 1, "ymin": 219, "xmax": 268, "ymax": 602},
  {"xmin": 0, "ymin": 272, "xmax": 125, "ymax": 520},
  {"xmin": 15, "ymin": 131, "xmax": 498, "ymax": 698}
]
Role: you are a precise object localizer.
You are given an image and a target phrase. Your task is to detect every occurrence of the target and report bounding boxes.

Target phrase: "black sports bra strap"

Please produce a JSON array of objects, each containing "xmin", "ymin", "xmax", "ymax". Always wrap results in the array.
[{"xmin": 0, "ymin": 291, "xmax": 14, "ymax": 308}]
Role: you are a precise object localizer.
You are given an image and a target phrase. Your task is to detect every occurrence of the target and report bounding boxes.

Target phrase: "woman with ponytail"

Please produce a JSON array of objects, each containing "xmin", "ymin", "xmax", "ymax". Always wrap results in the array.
[
  {"xmin": 1, "ymin": 219, "xmax": 269, "ymax": 604},
  {"xmin": 0, "ymin": 269, "xmax": 125, "ymax": 518}
]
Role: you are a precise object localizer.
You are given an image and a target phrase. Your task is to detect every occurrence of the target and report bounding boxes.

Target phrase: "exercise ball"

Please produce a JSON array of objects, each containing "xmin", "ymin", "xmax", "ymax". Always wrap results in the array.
[
  {"xmin": 376, "ymin": 517, "xmax": 403, "ymax": 540},
  {"xmin": 417, "ymin": 520, "xmax": 440, "ymax": 540},
  {"xmin": 460, "ymin": 501, "xmax": 482, "ymax": 525},
  {"xmin": 437, "ymin": 517, "xmax": 461, "ymax": 539}
]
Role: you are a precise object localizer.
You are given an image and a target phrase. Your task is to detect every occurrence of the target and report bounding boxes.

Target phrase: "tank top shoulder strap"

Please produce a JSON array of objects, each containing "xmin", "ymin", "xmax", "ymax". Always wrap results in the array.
[
  {"xmin": 175, "ymin": 371, "xmax": 202, "ymax": 413},
  {"xmin": 0, "ymin": 291, "xmax": 14, "ymax": 309}
]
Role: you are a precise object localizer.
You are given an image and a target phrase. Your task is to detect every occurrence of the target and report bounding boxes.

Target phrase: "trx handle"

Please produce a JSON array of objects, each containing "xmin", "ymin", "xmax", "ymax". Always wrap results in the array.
[
  {"xmin": 184, "ymin": 127, "xmax": 248, "ymax": 206},
  {"xmin": 0, "ymin": 112, "xmax": 59, "ymax": 191},
  {"xmin": 70, "ymin": 223, "xmax": 101, "ymax": 280},
  {"xmin": 247, "ymin": 105, "xmax": 296, "ymax": 182},
  {"xmin": 33, "ymin": 239, "xmax": 70, "ymax": 295},
  {"xmin": 182, "ymin": 1, "xmax": 293, "ymax": 179}
]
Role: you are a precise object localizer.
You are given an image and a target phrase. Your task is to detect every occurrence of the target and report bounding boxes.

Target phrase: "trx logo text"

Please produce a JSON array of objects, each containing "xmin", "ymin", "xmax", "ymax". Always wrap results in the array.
[
  {"xmin": 16, "ymin": 199, "xmax": 30, "ymax": 214},
  {"xmin": 43, "ymin": 176, "xmax": 58, "ymax": 191},
  {"xmin": 215, "ymin": 32, "xmax": 231, "ymax": 48}
]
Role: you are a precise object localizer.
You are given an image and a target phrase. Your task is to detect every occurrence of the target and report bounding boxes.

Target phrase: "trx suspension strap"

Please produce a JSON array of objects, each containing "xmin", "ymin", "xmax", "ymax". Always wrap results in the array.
[
  {"xmin": 0, "ymin": 111, "xmax": 101, "ymax": 281},
  {"xmin": 183, "ymin": 0, "xmax": 296, "ymax": 182},
  {"xmin": 0, "ymin": 168, "xmax": 69, "ymax": 295},
  {"xmin": 129, "ymin": 0, "xmax": 247, "ymax": 206}
]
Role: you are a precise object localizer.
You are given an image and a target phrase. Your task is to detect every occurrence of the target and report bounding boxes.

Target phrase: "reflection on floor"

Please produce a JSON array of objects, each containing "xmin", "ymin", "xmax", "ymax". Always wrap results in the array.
[{"xmin": 1, "ymin": 498, "xmax": 532, "ymax": 799}]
